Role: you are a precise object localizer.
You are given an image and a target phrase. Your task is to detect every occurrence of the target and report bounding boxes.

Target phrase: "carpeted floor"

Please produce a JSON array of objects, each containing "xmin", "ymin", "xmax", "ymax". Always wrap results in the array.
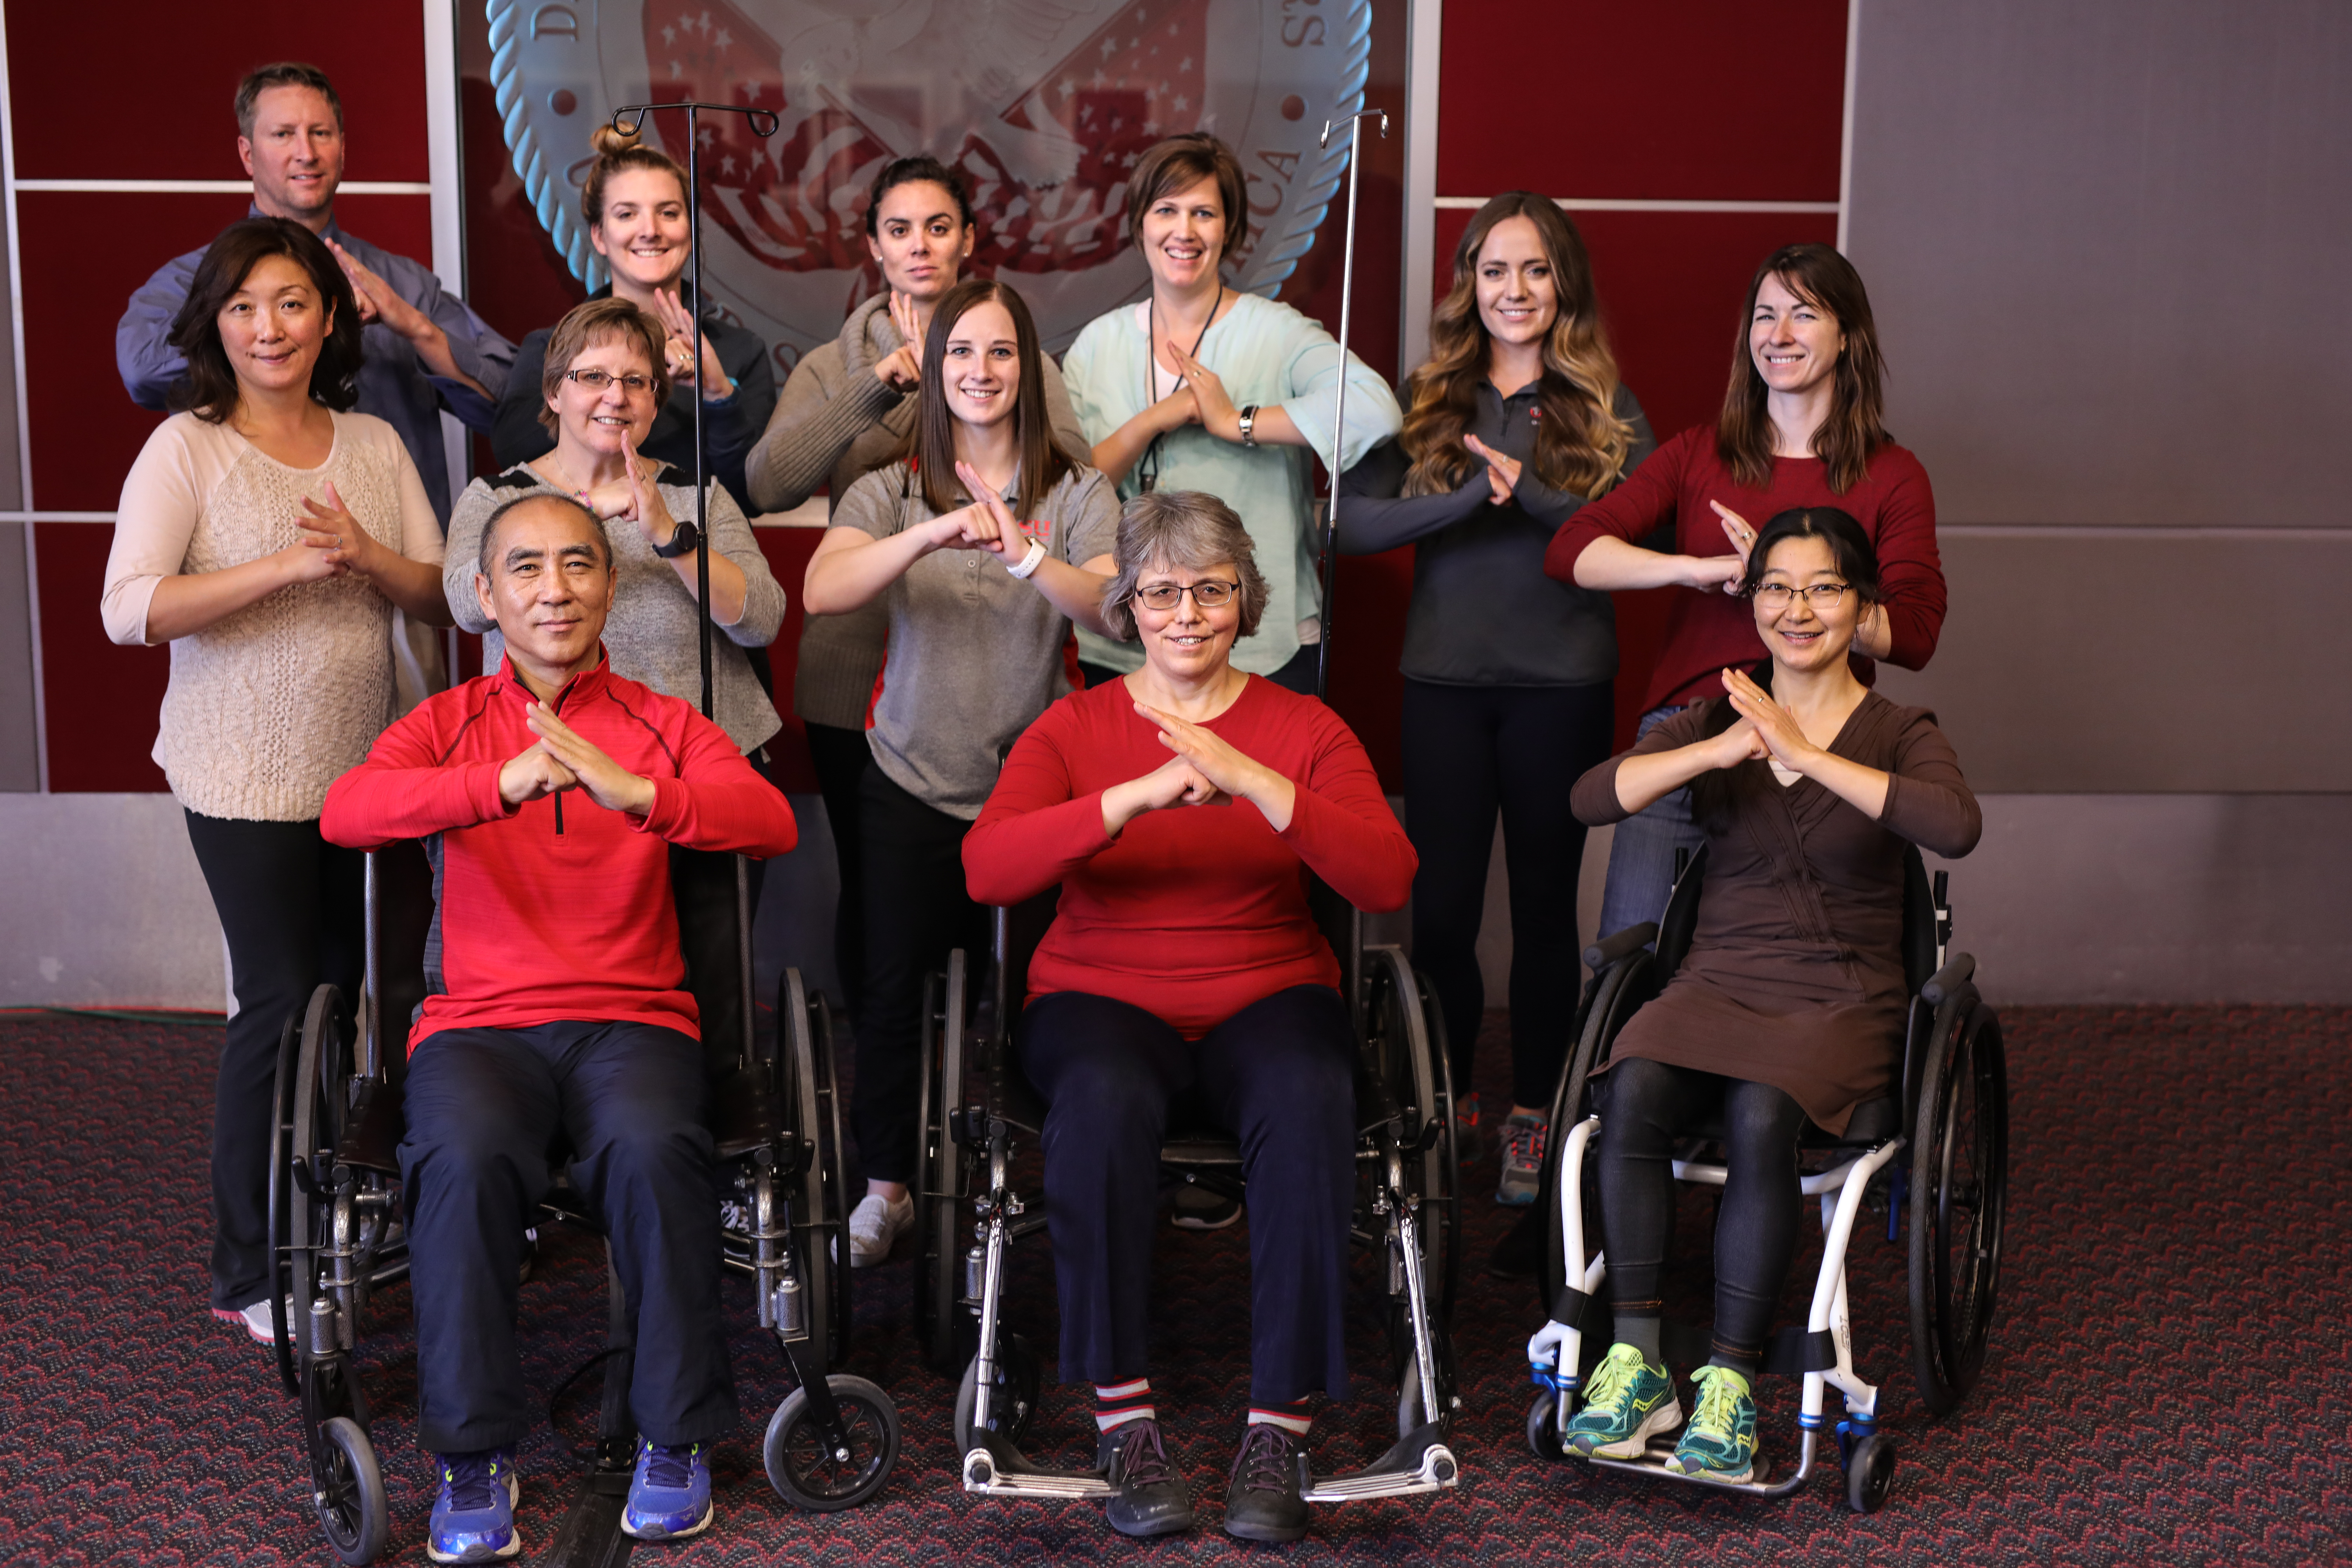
[{"xmin": 2, "ymin": 1004, "xmax": 2347, "ymax": 1566}]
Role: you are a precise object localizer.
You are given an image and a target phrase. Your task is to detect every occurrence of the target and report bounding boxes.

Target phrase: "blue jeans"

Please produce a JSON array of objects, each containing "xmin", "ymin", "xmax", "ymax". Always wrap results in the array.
[{"xmin": 1594, "ymin": 705, "xmax": 1708, "ymax": 944}]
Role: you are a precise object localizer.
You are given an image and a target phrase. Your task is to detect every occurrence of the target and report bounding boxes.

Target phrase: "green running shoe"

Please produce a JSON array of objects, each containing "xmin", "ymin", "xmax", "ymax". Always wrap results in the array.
[
  {"xmin": 1564, "ymin": 1342, "xmax": 1682, "ymax": 1459},
  {"xmin": 1667, "ymin": 1365, "xmax": 1759, "ymax": 1482}
]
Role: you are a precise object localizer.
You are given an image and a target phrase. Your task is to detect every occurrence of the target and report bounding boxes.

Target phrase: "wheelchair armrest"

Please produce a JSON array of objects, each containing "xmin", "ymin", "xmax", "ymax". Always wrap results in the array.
[
  {"xmin": 1921, "ymin": 952, "xmax": 1977, "ymax": 1008},
  {"xmin": 1582, "ymin": 922, "xmax": 1658, "ymax": 973}
]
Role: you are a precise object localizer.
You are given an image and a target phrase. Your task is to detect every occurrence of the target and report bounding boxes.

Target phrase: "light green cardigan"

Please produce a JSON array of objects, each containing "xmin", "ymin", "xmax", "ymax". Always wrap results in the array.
[{"xmin": 1060, "ymin": 290, "xmax": 1404, "ymax": 677}]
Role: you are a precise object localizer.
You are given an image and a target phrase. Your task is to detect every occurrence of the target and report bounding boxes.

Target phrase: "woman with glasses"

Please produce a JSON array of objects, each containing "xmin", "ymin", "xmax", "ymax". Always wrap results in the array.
[
  {"xmin": 1544, "ymin": 243, "xmax": 1947, "ymax": 951},
  {"xmin": 962, "ymin": 491, "xmax": 1417, "ymax": 1544},
  {"xmin": 491, "ymin": 123, "xmax": 775, "ymax": 507},
  {"xmin": 446, "ymin": 297, "xmax": 787, "ymax": 1059},
  {"xmin": 799, "ymin": 278, "xmax": 1120, "ymax": 1272},
  {"xmin": 1531, "ymin": 506, "xmax": 1979, "ymax": 1483}
]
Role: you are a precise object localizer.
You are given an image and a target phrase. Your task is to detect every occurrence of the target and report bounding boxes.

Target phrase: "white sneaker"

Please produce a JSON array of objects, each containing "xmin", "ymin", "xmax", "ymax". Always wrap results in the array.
[
  {"xmin": 846, "ymin": 1192, "xmax": 913, "ymax": 1269},
  {"xmin": 211, "ymin": 1296, "xmax": 293, "ymax": 1346}
]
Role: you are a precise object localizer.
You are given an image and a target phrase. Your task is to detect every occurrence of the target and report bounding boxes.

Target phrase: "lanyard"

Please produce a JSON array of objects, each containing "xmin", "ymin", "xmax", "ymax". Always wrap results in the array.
[{"xmin": 1138, "ymin": 284, "xmax": 1224, "ymax": 493}]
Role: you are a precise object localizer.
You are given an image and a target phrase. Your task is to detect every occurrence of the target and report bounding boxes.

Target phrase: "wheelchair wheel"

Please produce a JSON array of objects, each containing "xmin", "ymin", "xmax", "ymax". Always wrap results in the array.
[
  {"xmin": 1525, "ymin": 1390, "xmax": 1569, "ymax": 1463},
  {"xmin": 1844, "ymin": 1430, "xmax": 1898, "ymax": 1513},
  {"xmin": 778, "ymin": 971, "xmax": 847, "ymax": 1368},
  {"xmin": 952, "ymin": 1335, "xmax": 1042, "ymax": 1454},
  {"xmin": 763, "ymin": 1375, "xmax": 900, "ymax": 1512},
  {"xmin": 288, "ymin": 987, "xmax": 354, "ymax": 1379},
  {"xmin": 1366, "ymin": 950, "xmax": 1459, "ymax": 1417},
  {"xmin": 1536, "ymin": 951, "xmax": 1651, "ymax": 1318},
  {"xmin": 313, "ymin": 1414, "xmax": 391, "ymax": 1564},
  {"xmin": 1908, "ymin": 998, "xmax": 2008, "ymax": 1415},
  {"xmin": 266, "ymin": 1003, "xmax": 307, "ymax": 1396},
  {"xmin": 913, "ymin": 953, "xmax": 973, "ymax": 1377}
]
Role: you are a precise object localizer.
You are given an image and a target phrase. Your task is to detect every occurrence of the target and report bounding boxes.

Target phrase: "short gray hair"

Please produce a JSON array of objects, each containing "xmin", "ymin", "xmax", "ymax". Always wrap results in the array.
[{"xmin": 1100, "ymin": 491, "xmax": 1268, "ymax": 640}]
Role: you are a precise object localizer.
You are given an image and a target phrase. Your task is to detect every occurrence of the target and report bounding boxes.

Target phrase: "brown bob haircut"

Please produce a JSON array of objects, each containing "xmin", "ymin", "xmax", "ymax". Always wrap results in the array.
[
  {"xmin": 1717, "ymin": 243, "xmax": 1891, "ymax": 495},
  {"xmin": 1125, "ymin": 133, "xmax": 1249, "ymax": 262},
  {"xmin": 537, "ymin": 298, "xmax": 672, "ymax": 435},
  {"xmin": 166, "ymin": 217, "xmax": 363, "ymax": 422},
  {"xmin": 1100, "ymin": 491, "xmax": 1267, "ymax": 642},
  {"xmin": 235, "ymin": 62, "xmax": 342, "ymax": 138},
  {"xmin": 906, "ymin": 278, "xmax": 1073, "ymax": 519}
]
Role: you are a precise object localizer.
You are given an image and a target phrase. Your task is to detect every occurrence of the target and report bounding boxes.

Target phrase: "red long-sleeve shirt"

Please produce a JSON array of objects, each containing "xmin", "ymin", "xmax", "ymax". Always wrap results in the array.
[
  {"xmin": 321, "ymin": 652, "xmax": 798, "ymax": 1048},
  {"xmin": 1544, "ymin": 429, "xmax": 1946, "ymax": 713},
  {"xmin": 963, "ymin": 676, "xmax": 1416, "ymax": 1037}
]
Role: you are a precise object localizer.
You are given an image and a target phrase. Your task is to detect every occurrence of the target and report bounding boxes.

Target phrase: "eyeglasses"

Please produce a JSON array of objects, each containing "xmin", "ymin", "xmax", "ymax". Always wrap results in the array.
[
  {"xmin": 1132, "ymin": 580, "xmax": 1240, "ymax": 611},
  {"xmin": 565, "ymin": 368, "xmax": 655, "ymax": 396},
  {"xmin": 1750, "ymin": 582, "xmax": 1850, "ymax": 610}
]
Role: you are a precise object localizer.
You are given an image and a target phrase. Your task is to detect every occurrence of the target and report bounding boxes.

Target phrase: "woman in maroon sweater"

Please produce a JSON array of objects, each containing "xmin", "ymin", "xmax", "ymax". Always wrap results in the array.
[
  {"xmin": 1543, "ymin": 243, "xmax": 1947, "ymax": 942},
  {"xmin": 963, "ymin": 491, "xmax": 1414, "ymax": 1544}
]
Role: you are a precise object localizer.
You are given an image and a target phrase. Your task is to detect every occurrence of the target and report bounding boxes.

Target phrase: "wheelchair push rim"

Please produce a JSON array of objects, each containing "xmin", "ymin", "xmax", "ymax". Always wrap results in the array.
[{"xmin": 1908, "ymin": 998, "xmax": 2008, "ymax": 1414}]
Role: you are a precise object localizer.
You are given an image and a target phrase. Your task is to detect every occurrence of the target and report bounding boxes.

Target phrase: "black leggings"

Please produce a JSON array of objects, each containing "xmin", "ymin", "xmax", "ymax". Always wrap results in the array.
[
  {"xmin": 183, "ymin": 811, "xmax": 364, "ymax": 1310},
  {"xmin": 1399, "ymin": 678, "xmax": 1614, "ymax": 1108},
  {"xmin": 1598, "ymin": 1057, "xmax": 1808, "ymax": 1372},
  {"xmin": 802, "ymin": 720, "xmax": 873, "ymax": 1018}
]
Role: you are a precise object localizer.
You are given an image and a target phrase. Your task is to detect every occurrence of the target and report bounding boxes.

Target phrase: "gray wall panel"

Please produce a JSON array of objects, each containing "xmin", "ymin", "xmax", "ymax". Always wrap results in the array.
[{"xmin": 0, "ymin": 524, "xmax": 36, "ymax": 790}]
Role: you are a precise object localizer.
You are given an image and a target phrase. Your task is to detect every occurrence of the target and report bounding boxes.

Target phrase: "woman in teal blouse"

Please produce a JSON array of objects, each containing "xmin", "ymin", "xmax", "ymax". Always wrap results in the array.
[{"xmin": 1061, "ymin": 133, "xmax": 1401, "ymax": 693}]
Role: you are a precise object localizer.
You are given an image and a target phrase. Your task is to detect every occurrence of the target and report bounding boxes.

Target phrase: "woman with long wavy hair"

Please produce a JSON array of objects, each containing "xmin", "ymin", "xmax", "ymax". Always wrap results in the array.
[
  {"xmin": 1338, "ymin": 193, "xmax": 1654, "ymax": 1215},
  {"xmin": 1542, "ymin": 241, "xmax": 1947, "ymax": 1000}
]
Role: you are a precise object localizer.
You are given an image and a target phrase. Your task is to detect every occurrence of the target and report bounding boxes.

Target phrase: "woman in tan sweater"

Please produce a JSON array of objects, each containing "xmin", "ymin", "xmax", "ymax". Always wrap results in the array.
[
  {"xmin": 1536, "ymin": 507, "xmax": 1979, "ymax": 1483},
  {"xmin": 100, "ymin": 217, "xmax": 451, "ymax": 1344}
]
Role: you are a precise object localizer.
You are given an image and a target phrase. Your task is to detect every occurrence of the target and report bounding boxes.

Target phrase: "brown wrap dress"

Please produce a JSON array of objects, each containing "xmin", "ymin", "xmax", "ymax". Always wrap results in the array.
[{"xmin": 1570, "ymin": 691, "xmax": 1982, "ymax": 1135}]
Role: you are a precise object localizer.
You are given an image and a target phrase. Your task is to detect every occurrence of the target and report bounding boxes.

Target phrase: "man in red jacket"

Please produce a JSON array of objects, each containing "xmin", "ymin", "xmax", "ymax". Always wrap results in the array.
[{"xmin": 322, "ymin": 492, "xmax": 797, "ymax": 1562}]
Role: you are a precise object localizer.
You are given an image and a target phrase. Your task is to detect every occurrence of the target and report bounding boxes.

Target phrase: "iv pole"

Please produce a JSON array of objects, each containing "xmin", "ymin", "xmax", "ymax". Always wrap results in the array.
[{"xmin": 1312, "ymin": 108, "xmax": 1388, "ymax": 703}]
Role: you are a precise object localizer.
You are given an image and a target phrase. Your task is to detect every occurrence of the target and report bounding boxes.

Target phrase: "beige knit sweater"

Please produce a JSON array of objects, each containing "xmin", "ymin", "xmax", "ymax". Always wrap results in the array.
[{"xmin": 102, "ymin": 411, "xmax": 443, "ymax": 822}]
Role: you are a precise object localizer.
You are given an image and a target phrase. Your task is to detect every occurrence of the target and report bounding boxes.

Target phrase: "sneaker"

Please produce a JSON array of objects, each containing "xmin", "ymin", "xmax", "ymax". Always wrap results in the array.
[
  {"xmin": 1667, "ymin": 1365, "xmax": 1759, "ymax": 1482},
  {"xmin": 847, "ymin": 1191, "xmax": 914, "ymax": 1268},
  {"xmin": 426, "ymin": 1449, "xmax": 522, "ymax": 1564},
  {"xmin": 1170, "ymin": 1183, "xmax": 1241, "ymax": 1231},
  {"xmin": 621, "ymin": 1439, "xmax": 714, "ymax": 1541},
  {"xmin": 1497, "ymin": 1112, "xmax": 1548, "ymax": 1206},
  {"xmin": 1098, "ymin": 1418, "xmax": 1193, "ymax": 1537},
  {"xmin": 210, "ymin": 1296, "xmax": 293, "ymax": 1346},
  {"xmin": 1223, "ymin": 1423, "xmax": 1309, "ymax": 1543},
  {"xmin": 1563, "ymin": 1342, "xmax": 1682, "ymax": 1460},
  {"xmin": 1453, "ymin": 1092, "xmax": 1482, "ymax": 1164}
]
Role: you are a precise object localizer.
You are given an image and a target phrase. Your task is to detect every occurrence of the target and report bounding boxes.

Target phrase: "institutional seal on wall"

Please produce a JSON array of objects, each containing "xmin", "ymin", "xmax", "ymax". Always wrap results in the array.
[{"xmin": 487, "ymin": 0, "xmax": 1371, "ymax": 365}]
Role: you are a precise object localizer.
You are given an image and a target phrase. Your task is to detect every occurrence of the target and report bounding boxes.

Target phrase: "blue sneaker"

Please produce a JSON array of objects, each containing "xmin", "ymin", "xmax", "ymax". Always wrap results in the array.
[
  {"xmin": 1667, "ymin": 1365, "xmax": 1760, "ymax": 1482},
  {"xmin": 621, "ymin": 1439, "xmax": 714, "ymax": 1542},
  {"xmin": 426, "ymin": 1449, "xmax": 521, "ymax": 1564},
  {"xmin": 1563, "ymin": 1342, "xmax": 1681, "ymax": 1460}
]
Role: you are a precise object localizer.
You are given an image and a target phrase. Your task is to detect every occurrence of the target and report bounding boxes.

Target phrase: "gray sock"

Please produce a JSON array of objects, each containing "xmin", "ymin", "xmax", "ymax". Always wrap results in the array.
[{"xmin": 1615, "ymin": 1316, "xmax": 1663, "ymax": 1365}]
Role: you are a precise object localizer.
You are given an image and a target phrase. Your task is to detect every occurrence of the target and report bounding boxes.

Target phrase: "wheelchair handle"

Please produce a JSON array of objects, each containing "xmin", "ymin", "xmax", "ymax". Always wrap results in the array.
[
  {"xmin": 1583, "ymin": 922, "xmax": 1659, "ymax": 973},
  {"xmin": 1921, "ymin": 951, "xmax": 1976, "ymax": 1007}
]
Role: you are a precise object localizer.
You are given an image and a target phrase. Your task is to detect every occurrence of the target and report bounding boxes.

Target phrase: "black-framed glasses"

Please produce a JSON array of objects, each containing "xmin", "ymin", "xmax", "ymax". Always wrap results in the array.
[
  {"xmin": 1132, "ymin": 580, "xmax": 1240, "ymax": 610},
  {"xmin": 1750, "ymin": 582, "xmax": 1850, "ymax": 610},
  {"xmin": 565, "ymin": 368, "xmax": 655, "ymax": 396}
]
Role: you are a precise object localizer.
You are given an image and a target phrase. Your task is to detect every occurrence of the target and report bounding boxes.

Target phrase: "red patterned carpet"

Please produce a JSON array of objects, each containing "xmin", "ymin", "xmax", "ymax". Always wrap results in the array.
[{"xmin": 2, "ymin": 1005, "xmax": 2347, "ymax": 1566}]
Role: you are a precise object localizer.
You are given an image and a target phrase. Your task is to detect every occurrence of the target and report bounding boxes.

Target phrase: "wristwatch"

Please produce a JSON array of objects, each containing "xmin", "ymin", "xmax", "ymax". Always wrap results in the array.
[
  {"xmin": 652, "ymin": 519, "xmax": 702, "ymax": 559},
  {"xmin": 1238, "ymin": 404, "xmax": 1260, "ymax": 447},
  {"xmin": 1006, "ymin": 538, "xmax": 1048, "ymax": 579}
]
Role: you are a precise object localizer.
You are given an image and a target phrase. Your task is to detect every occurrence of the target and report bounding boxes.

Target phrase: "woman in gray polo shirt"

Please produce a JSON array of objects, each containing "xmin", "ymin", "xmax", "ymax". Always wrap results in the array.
[{"xmin": 802, "ymin": 278, "xmax": 1120, "ymax": 1267}]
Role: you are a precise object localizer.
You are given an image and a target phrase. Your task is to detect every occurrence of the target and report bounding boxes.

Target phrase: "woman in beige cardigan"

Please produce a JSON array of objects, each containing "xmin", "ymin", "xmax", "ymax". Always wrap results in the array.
[{"xmin": 100, "ymin": 217, "xmax": 450, "ymax": 1344}]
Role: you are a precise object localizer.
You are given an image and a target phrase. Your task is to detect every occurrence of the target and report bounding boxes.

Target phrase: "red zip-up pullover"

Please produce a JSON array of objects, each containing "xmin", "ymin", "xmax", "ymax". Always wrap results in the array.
[{"xmin": 322, "ymin": 651, "xmax": 798, "ymax": 1049}]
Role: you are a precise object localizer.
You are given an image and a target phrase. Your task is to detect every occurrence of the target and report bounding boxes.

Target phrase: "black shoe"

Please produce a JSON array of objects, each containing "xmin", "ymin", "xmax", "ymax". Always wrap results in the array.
[
  {"xmin": 1098, "ymin": 1418, "xmax": 1193, "ymax": 1537},
  {"xmin": 1223, "ymin": 1424, "xmax": 1310, "ymax": 1543},
  {"xmin": 1486, "ymin": 1204, "xmax": 1544, "ymax": 1280}
]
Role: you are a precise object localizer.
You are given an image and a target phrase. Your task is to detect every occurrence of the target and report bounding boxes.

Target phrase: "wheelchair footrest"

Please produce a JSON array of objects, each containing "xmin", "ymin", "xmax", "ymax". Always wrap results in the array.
[
  {"xmin": 1589, "ymin": 1438, "xmax": 1811, "ymax": 1498},
  {"xmin": 1300, "ymin": 1421, "xmax": 1460, "ymax": 1503},
  {"xmin": 960, "ymin": 1432, "xmax": 1116, "ymax": 1499}
]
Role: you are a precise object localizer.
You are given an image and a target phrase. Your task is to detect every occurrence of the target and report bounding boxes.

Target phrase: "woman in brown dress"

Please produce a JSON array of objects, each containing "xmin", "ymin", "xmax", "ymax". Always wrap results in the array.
[{"xmin": 1545, "ymin": 506, "xmax": 1980, "ymax": 1482}]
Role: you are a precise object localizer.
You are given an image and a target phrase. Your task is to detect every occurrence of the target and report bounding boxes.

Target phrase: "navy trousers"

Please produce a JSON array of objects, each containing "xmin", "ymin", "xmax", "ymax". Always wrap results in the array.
[
  {"xmin": 399, "ymin": 1020, "xmax": 735, "ymax": 1454},
  {"xmin": 1017, "ymin": 985, "xmax": 1358, "ymax": 1406}
]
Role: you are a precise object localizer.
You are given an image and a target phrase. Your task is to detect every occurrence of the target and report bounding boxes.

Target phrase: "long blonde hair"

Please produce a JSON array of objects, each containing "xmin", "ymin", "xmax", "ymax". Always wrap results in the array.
[{"xmin": 1399, "ymin": 194, "xmax": 1634, "ymax": 499}]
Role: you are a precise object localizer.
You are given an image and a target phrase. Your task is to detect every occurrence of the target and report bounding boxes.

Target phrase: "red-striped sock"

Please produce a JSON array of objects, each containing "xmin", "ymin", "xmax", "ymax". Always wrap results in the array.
[
  {"xmin": 1094, "ymin": 1377, "xmax": 1156, "ymax": 1432},
  {"xmin": 1247, "ymin": 1397, "xmax": 1312, "ymax": 1437}
]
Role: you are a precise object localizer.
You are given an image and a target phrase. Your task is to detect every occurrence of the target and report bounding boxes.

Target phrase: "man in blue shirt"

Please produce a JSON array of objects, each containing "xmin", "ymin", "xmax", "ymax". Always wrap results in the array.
[{"xmin": 115, "ymin": 61, "xmax": 514, "ymax": 525}]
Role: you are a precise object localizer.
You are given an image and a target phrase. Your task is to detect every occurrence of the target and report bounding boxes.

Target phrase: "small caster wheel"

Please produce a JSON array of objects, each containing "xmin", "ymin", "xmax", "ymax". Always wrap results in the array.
[
  {"xmin": 1845, "ymin": 1430, "xmax": 1897, "ymax": 1513},
  {"xmin": 953, "ymin": 1335, "xmax": 1041, "ymax": 1456},
  {"xmin": 315, "ymin": 1415, "xmax": 391, "ymax": 1564},
  {"xmin": 1526, "ymin": 1391, "xmax": 1570, "ymax": 1462},
  {"xmin": 765, "ymin": 1375, "xmax": 900, "ymax": 1512}
]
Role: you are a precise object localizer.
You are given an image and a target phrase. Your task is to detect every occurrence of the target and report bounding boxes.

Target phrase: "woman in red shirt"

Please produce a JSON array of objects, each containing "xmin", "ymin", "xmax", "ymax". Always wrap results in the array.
[
  {"xmin": 963, "ymin": 491, "xmax": 1415, "ymax": 1544},
  {"xmin": 1543, "ymin": 243, "xmax": 1947, "ymax": 943}
]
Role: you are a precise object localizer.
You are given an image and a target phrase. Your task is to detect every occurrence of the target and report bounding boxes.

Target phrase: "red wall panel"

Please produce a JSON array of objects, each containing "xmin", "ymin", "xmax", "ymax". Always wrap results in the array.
[
  {"xmin": 1435, "ymin": 0, "xmax": 1848, "ymax": 201},
  {"xmin": 36, "ymin": 523, "xmax": 168, "ymax": 791},
  {"xmin": 3, "ymin": 0, "xmax": 427, "ymax": 181}
]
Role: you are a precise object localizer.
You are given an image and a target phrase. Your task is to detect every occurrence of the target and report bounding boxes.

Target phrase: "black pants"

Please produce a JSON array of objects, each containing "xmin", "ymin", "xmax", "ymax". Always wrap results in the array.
[
  {"xmin": 803, "ymin": 720, "xmax": 873, "ymax": 1019},
  {"xmin": 1597, "ymin": 1057, "xmax": 1808, "ymax": 1370},
  {"xmin": 400, "ymin": 1020, "xmax": 734, "ymax": 1454},
  {"xmin": 850, "ymin": 766, "xmax": 988, "ymax": 1184},
  {"xmin": 183, "ymin": 811, "xmax": 364, "ymax": 1310},
  {"xmin": 1079, "ymin": 641, "xmax": 1321, "ymax": 697},
  {"xmin": 1017, "ymin": 986, "xmax": 1357, "ymax": 1405},
  {"xmin": 1399, "ymin": 678, "xmax": 1614, "ymax": 1109}
]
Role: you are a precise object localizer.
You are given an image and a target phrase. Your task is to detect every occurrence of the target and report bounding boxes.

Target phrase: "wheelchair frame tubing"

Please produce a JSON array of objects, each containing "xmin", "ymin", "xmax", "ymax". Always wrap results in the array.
[{"xmin": 968, "ymin": 1132, "xmax": 1016, "ymax": 1440}]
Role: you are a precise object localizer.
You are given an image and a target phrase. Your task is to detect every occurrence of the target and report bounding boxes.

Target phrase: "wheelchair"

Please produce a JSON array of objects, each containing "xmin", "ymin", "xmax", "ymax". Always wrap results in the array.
[
  {"xmin": 1524, "ymin": 845, "xmax": 2008, "ymax": 1513},
  {"xmin": 263, "ymin": 842, "xmax": 899, "ymax": 1564},
  {"xmin": 910, "ymin": 881, "xmax": 1466, "ymax": 1511}
]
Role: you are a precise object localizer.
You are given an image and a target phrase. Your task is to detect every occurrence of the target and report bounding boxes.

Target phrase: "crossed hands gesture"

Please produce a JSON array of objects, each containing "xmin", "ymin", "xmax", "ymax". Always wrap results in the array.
[
  {"xmin": 572, "ymin": 440, "xmax": 684, "ymax": 554},
  {"xmin": 325, "ymin": 239, "xmax": 430, "ymax": 344},
  {"xmin": 1689, "ymin": 665, "xmax": 1819, "ymax": 776},
  {"xmin": 917, "ymin": 462, "xmax": 1037, "ymax": 565},
  {"xmin": 1464, "ymin": 434, "xmax": 1522, "ymax": 506},
  {"xmin": 1101, "ymin": 697, "xmax": 1294, "ymax": 838},
  {"xmin": 872, "ymin": 292, "xmax": 926, "ymax": 392},
  {"xmin": 648, "ymin": 288, "xmax": 731, "ymax": 397},
  {"xmin": 282, "ymin": 482, "xmax": 392, "ymax": 586},
  {"xmin": 496, "ymin": 700, "xmax": 657, "ymax": 816}
]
